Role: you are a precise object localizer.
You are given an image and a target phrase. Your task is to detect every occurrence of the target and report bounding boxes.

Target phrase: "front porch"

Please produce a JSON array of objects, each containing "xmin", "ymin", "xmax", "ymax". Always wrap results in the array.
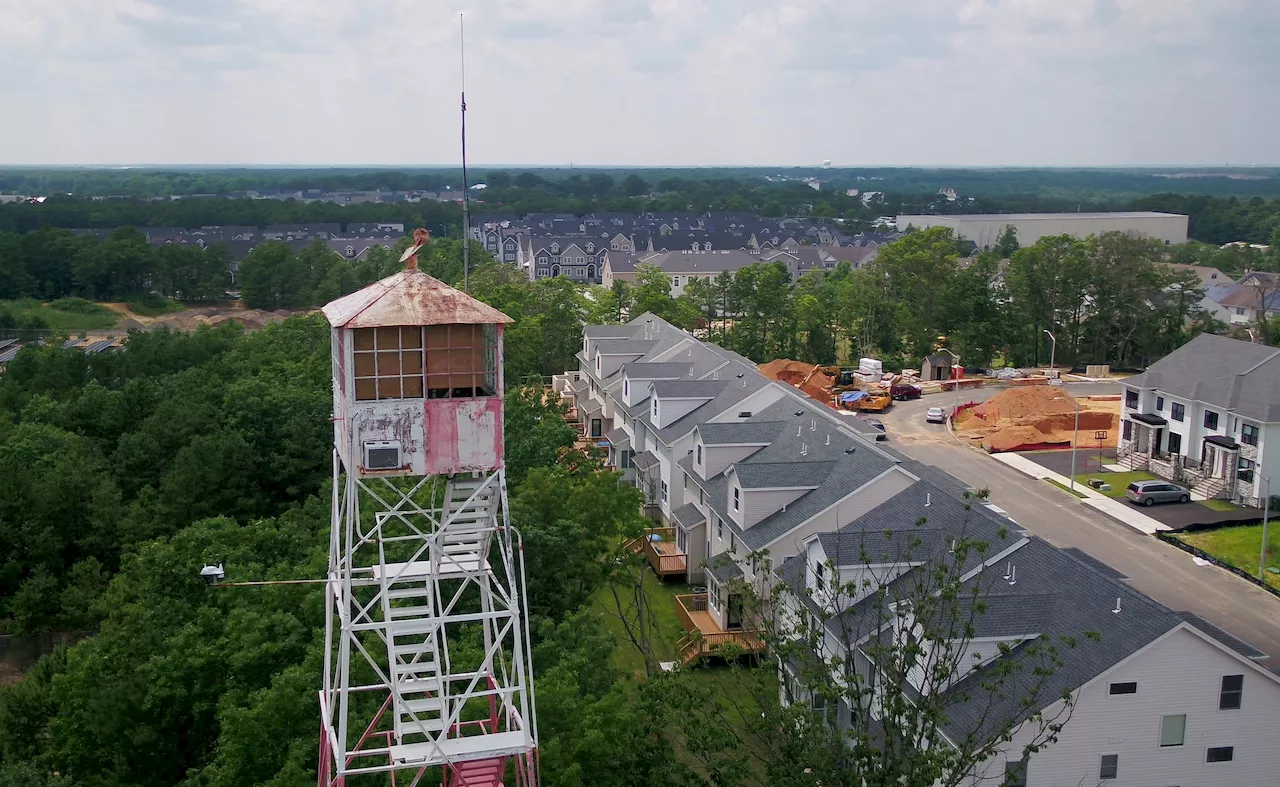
[
  {"xmin": 1119, "ymin": 417, "xmax": 1239, "ymax": 500},
  {"xmin": 674, "ymin": 593, "xmax": 765, "ymax": 664}
]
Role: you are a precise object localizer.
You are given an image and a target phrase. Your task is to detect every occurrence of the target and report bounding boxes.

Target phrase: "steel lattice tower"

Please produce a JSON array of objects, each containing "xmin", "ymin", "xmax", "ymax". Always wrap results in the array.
[{"xmin": 318, "ymin": 232, "xmax": 538, "ymax": 787}]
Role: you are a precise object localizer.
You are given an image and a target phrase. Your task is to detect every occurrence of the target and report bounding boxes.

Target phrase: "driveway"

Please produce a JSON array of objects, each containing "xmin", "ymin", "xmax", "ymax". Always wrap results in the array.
[
  {"xmin": 876, "ymin": 381, "xmax": 1280, "ymax": 671},
  {"xmin": 1017, "ymin": 449, "xmax": 1267, "ymax": 529}
]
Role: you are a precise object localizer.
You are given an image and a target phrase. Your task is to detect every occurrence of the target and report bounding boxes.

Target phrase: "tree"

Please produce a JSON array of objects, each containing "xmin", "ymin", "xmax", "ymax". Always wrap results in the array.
[
  {"xmin": 995, "ymin": 224, "xmax": 1020, "ymax": 257},
  {"xmin": 631, "ymin": 264, "xmax": 697, "ymax": 329},
  {"xmin": 666, "ymin": 491, "xmax": 1081, "ymax": 787},
  {"xmin": 621, "ymin": 174, "xmax": 651, "ymax": 197}
]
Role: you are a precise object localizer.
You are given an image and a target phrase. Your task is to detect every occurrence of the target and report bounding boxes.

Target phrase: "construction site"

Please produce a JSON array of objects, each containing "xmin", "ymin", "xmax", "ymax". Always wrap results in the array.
[
  {"xmin": 953, "ymin": 386, "xmax": 1121, "ymax": 453},
  {"xmin": 757, "ymin": 358, "xmax": 937, "ymax": 414}
]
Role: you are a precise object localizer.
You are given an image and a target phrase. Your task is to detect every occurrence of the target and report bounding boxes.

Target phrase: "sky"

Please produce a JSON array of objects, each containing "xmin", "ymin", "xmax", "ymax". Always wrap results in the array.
[{"xmin": 1, "ymin": 0, "xmax": 1278, "ymax": 167}]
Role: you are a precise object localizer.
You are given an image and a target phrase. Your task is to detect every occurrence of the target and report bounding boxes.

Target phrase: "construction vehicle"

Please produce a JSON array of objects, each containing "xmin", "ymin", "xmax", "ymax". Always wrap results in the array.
[{"xmin": 838, "ymin": 390, "xmax": 892, "ymax": 412}]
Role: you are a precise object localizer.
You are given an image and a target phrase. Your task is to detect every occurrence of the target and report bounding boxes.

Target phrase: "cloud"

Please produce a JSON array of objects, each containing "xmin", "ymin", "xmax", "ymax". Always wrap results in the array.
[{"xmin": 0, "ymin": 0, "xmax": 1276, "ymax": 166}]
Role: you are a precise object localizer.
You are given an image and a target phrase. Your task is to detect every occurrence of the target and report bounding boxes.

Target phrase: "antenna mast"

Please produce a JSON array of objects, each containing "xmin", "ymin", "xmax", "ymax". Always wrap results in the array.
[{"xmin": 460, "ymin": 12, "xmax": 471, "ymax": 293}]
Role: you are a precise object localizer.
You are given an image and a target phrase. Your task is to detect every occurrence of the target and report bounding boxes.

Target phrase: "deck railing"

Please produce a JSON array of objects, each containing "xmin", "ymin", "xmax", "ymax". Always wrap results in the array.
[
  {"xmin": 674, "ymin": 593, "xmax": 765, "ymax": 664},
  {"xmin": 640, "ymin": 528, "xmax": 686, "ymax": 576}
]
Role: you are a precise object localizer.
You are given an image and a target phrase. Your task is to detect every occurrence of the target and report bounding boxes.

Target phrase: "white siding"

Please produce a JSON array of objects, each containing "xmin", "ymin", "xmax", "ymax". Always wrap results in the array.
[
  {"xmin": 702, "ymin": 442, "xmax": 766, "ymax": 478},
  {"xmin": 742, "ymin": 487, "xmax": 812, "ymax": 527},
  {"xmin": 968, "ymin": 625, "xmax": 1280, "ymax": 787}
]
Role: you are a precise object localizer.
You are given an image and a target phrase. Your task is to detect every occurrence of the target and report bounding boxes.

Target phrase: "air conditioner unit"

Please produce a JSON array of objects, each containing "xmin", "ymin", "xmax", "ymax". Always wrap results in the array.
[{"xmin": 363, "ymin": 440, "xmax": 403, "ymax": 471}]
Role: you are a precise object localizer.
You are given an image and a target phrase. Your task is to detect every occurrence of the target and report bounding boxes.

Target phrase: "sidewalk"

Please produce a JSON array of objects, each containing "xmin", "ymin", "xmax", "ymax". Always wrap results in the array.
[{"xmin": 992, "ymin": 453, "xmax": 1173, "ymax": 535}]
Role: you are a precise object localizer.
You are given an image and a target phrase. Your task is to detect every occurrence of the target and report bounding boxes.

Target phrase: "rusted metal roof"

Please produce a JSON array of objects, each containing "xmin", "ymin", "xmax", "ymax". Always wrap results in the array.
[{"xmin": 322, "ymin": 269, "xmax": 514, "ymax": 328}]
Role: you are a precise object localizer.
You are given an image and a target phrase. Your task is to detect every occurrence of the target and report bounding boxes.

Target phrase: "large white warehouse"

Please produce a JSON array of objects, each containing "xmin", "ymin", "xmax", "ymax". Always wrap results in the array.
[{"xmin": 896, "ymin": 211, "xmax": 1189, "ymax": 248}]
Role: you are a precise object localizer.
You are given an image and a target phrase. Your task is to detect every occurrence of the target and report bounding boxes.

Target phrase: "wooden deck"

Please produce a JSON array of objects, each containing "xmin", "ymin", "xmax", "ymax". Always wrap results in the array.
[
  {"xmin": 638, "ymin": 528, "xmax": 687, "ymax": 577},
  {"xmin": 674, "ymin": 593, "xmax": 765, "ymax": 664}
]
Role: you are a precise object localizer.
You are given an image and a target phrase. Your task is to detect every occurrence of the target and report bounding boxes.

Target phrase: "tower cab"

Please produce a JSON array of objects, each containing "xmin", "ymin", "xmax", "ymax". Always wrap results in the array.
[{"xmin": 322, "ymin": 236, "xmax": 513, "ymax": 478}]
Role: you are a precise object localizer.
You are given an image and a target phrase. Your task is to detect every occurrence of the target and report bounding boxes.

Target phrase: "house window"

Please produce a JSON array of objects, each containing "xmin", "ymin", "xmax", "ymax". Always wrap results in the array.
[
  {"xmin": 624, "ymin": 381, "xmax": 629, "ymax": 397},
  {"xmin": 538, "ymin": 256, "xmax": 547, "ymax": 263},
  {"xmin": 660, "ymin": 480, "xmax": 668, "ymax": 503},
  {"xmin": 708, "ymin": 578, "xmax": 720, "ymax": 611},
  {"xmin": 1125, "ymin": 390, "xmax": 1138, "ymax": 409},
  {"xmin": 683, "ymin": 472, "xmax": 688, "ymax": 491},
  {"xmin": 590, "ymin": 419, "xmax": 602, "ymax": 438},
  {"xmin": 1171, "ymin": 403, "xmax": 1185, "ymax": 422},
  {"xmin": 1168, "ymin": 432, "xmax": 1182, "ymax": 456},
  {"xmin": 730, "ymin": 533, "xmax": 736, "ymax": 553},
  {"xmin": 652, "ymin": 399, "xmax": 658, "ymax": 418},
  {"xmin": 1206, "ymin": 746, "xmax": 1234, "ymax": 763},
  {"xmin": 551, "ymin": 243, "xmax": 559, "ymax": 253},
  {"xmin": 1241, "ymin": 423, "xmax": 1259, "ymax": 446},
  {"xmin": 537, "ymin": 268, "xmax": 548, "ymax": 276},
  {"xmin": 1123, "ymin": 420, "xmax": 1133, "ymax": 441},
  {"xmin": 1205, "ymin": 410, "xmax": 1219, "ymax": 430},
  {"xmin": 1219, "ymin": 675, "xmax": 1243, "ymax": 709},
  {"xmin": 353, "ymin": 326, "xmax": 426, "ymax": 401},
  {"xmin": 1099, "ymin": 754, "xmax": 1118, "ymax": 780},
  {"xmin": 1236, "ymin": 307, "xmax": 1245, "ymax": 316},
  {"xmin": 1156, "ymin": 396, "xmax": 1165, "ymax": 411},
  {"xmin": 620, "ymin": 450, "xmax": 632, "ymax": 470},
  {"xmin": 1002, "ymin": 759, "xmax": 1028, "ymax": 787},
  {"xmin": 699, "ymin": 487, "xmax": 704, "ymax": 504},
  {"xmin": 732, "ymin": 487, "xmax": 740, "ymax": 512},
  {"xmin": 1108, "ymin": 682, "xmax": 1137, "ymax": 695},
  {"xmin": 717, "ymin": 518, "xmax": 723, "ymax": 539},
  {"xmin": 696, "ymin": 444, "xmax": 702, "ymax": 464},
  {"xmin": 1160, "ymin": 714, "xmax": 1186, "ymax": 747},
  {"xmin": 672, "ymin": 276, "xmax": 680, "ymax": 286},
  {"xmin": 1238, "ymin": 458, "xmax": 1256, "ymax": 484}
]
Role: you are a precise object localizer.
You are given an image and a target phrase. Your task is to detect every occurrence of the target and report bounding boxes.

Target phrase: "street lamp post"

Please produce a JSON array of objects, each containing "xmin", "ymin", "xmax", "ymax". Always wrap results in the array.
[
  {"xmin": 1043, "ymin": 329, "xmax": 1056, "ymax": 374},
  {"xmin": 1069, "ymin": 400, "xmax": 1081, "ymax": 493},
  {"xmin": 1259, "ymin": 476, "xmax": 1272, "ymax": 581}
]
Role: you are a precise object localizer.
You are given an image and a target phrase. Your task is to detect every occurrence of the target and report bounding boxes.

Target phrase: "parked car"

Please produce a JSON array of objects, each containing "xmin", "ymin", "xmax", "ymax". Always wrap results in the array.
[
  {"xmin": 862, "ymin": 418, "xmax": 888, "ymax": 441},
  {"xmin": 1125, "ymin": 480, "xmax": 1191, "ymax": 506},
  {"xmin": 890, "ymin": 384, "xmax": 921, "ymax": 401},
  {"xmin": 925, "ymin": 407, "xmax": 946, "ymax": 424}
]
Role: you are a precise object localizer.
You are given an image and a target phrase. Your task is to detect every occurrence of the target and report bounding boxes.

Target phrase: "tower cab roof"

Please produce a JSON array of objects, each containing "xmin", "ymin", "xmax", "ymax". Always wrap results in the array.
[{"xmin": 322, "ymin": 269, "xmax": 513, "ymax": 328}]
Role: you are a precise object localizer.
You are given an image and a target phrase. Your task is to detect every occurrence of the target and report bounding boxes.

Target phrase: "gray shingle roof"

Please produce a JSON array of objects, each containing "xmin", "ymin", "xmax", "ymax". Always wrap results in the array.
[
  {"xmin": 697, "ymin": 421, "xmax": 785, "ymax": 445},
  {"xmin": 633, "ymin": 451, "xmax": 659, "ymax": 472},
  {"xmin": 653, "ymin": 362, "xmax": 773, "ymax": 444},
  {"xmin": 652, "ymin": 380, "xmax": 725, "ymax": 399},
  {"xmin": 621, "ymin": 362, "xmax": 692, "ymax": 379},
  {"xmin": 1125, "ymin": 332, "xmax": 1280, "ymax": 423},
  {"xmin": 605, "ymin": 426, "xmax": 629, "ymax": 447},
  {"xmin": 706, "ymin": 552, "xmax": 744, "ymax": 583},
  {"xmin": 671, "ymin": 502, "xmax": 706, "ymax": 530},
  {"xmin": 735, "ymin": 462, "xmax": 833, "ymax": 489}
]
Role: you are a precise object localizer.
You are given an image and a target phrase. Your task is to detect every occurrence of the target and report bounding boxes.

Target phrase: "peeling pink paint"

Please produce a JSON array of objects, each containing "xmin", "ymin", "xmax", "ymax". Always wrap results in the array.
[{"xmin": 424, "ymin": 397, "xmax": 503, "ymax": 475}]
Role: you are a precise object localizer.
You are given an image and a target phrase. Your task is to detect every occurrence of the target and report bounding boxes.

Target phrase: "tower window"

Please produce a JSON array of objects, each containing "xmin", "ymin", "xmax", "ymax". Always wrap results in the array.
[{"xmin": 352, "ymin": 324, "xmax": 497, "ymax": 401}]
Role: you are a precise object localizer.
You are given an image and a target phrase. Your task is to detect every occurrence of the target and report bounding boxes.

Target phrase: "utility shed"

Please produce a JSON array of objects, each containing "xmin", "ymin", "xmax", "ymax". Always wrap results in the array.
[{"xmin": 921, "ymin": 354, "xmax": 953, "ymax": 381}]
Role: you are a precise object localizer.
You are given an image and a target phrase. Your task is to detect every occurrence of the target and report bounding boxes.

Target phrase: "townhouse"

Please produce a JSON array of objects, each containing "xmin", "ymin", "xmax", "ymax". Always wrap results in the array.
[
  {"xmin": 557, "ymin": 313, "xmax": 1280, "ymax": 784},
  {"xmin": 778, "ymin": 481, "xmax": 1280, "ymax": 786},
  {"xmin": 1120, "ymin": 332, "xmax": 1280, "ymax": 505}
]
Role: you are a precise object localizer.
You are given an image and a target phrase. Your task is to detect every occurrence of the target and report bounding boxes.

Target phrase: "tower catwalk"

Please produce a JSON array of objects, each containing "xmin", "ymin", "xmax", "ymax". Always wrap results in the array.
[{"xmin": 318, "ymin": 231, "xmax": 538, "ymax": 787}]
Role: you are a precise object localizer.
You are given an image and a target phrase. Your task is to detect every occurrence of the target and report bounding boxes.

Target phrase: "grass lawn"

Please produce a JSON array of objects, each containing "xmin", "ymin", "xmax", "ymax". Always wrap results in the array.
[
  {"xmin": 1073, "ymin": 470, "xmax": 1157, "ymax": 498},
  {"xmin": 590, "ymin": 568, "xmax": 690, "ymax": 675},
  {"xmin": 0, "ymin": 298, "xmax": 118, "ymax": 332},
  {"xmin": 1044, "ymin": 478, "xmax": 1087, "ymax": 499},
  {"xmin": 1200, "ymin": 498, "xmax": 1240, "ymax": 513},
  {"xmin": 1179, "ymin": 524, "xmax": 1280, "ymax": 591}
]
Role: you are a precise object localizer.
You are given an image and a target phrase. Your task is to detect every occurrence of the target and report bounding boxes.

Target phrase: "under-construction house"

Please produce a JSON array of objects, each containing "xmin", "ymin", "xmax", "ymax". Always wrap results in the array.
[{"xmin": 318, "ymin": 231, "xmax": 539, "ymax": 787}]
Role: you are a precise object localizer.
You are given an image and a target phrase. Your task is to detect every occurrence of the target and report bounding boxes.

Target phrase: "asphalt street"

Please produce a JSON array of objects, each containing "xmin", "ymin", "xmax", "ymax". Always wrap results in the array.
[{"xmin": 865, "ymin": 381, "xmax": 1280, "ymax": 670}]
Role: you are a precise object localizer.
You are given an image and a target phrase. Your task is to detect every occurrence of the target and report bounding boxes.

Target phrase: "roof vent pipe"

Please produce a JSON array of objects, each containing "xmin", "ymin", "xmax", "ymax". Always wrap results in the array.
[
  {"xmin": 825, "ymin": 434, "xmax": 830, "ymax": 446},
  {"xmin": 1002, "ymin": 561, "xmax": 1012, "ymax": 580},
  {"xmin": 810, "ymin": 419, "xmax": 817, "ymax": 431},
  {"xmin": 925, "ymin": 492, "xmax": 931, "ymax": 507},
  {"xmin": 801, "ymin": 443, "xmax": 808, "ymax": 456},
  {"xmin": 1113, "ymin": 597, "xmax": 1122, "ymax": 614},
  {"xmin": 1008, "ymin": 565, "xmax": 1016, "ymax": 585},
  {"xmin": 797, "ymin": 425, "xmax": 803, "ymax": 436}
]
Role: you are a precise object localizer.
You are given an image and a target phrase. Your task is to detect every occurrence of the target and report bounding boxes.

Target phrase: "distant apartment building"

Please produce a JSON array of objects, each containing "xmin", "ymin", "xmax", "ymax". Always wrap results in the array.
[{"xmin": 897, "ymin": 212, "xmax": 1189, "ymax": 248}]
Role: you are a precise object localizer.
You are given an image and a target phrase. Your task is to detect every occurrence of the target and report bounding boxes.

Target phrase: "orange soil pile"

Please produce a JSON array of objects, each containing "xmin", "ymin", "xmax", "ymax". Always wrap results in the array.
[
  {"xmin": 758, "ymin": 359, "xmax": 835, "ymax": 404},
  {"xmin": 956, "ymin": 386, "xmax": 1121, "ymax": 452}
]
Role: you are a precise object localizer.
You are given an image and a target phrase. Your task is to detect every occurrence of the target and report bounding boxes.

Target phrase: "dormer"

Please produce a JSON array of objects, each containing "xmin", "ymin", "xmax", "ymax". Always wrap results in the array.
[
  {"xmin": 620, "ymin": 362, "xmax": 690, "ymax": 407},
  {"xmin": 693, "ymin": 426, "xmax": 771, "ymax": 480},
  {"xmin": 725, "ymin": 464, "xmax": 823, "ymax": 528},
  {"xmin": 649, "ymin": 380, "xmax": 722, "ymax": 429},
  {"xmin": 803, "ymin": 532, "xmax": 922, "ymax": 612},
  {"xmin": 551, "ymin": 242, "xmax": 560, "ymax": 253}
]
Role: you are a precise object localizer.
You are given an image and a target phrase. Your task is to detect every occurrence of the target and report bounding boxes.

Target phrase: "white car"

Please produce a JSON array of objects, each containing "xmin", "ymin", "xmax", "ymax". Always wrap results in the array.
[{"xmin": 925, "ymin": 407, "xmax": 946, "ymax": 424}]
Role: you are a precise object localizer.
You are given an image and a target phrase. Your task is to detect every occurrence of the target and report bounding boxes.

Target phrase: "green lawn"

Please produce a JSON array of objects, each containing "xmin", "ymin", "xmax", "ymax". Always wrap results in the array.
[
  {"xmin": 1179, "ymin": 524, "xmax": 1280, "ymax": 590},
  {"xmin": 1044, "ymin": 478, "xmax": 1087, "ymax": 498},
  {"xmin": 0, "ymin": 298, "xmax": 119, "ymax": 332},
  {"xmin": 1200, "ymin": 498, "xmax": 1240, "ymax": 513},
  {"xmin": 1073, "ymin": 470, "xmax": 1157, "ymax": 498},
  {"xmin": 590, "ymin": 568, "xmax": 690, "ymax": 675}
]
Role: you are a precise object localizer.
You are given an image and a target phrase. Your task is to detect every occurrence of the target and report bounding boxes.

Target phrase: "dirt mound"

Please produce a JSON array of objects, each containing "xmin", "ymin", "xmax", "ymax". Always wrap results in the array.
[
  {"xmin": 758, "ymin": 359, "xmax": 836, "ymax": 406},
  {"xmin": 986, "ymin": 426, "xmax": 1070, "ymax": 453},
  {"xmin": 972, "ymin": 386, "xmax": 1079, "ymax": 421}
]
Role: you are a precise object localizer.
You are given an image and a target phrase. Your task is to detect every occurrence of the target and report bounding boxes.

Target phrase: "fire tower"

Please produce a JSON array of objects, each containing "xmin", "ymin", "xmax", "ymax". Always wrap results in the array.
[{"xmin": 318, "ymin": 230, "xmax": 538, "ymax": 787}]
